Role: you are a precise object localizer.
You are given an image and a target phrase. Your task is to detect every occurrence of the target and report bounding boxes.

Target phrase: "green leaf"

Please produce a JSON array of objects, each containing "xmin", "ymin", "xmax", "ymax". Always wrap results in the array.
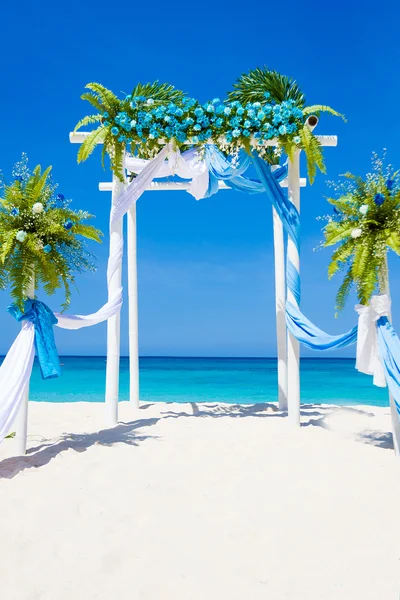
[
  {"xmin": 74, "ymin": 114, "xmax": 102, "ymax": 132},
  {"xmin": 303, "ymin": 105, "xmax": 346, "ymax": 121},
  {"xmin": 227, "ymin": 67, "xmax": 306, "ymax": 107},
  {"xmin": 299, "ymin": 125, "xmax": 325, "ymax": 184},
  {"xmin": 77, "ymin": 127, "xmax": 108, "ymax": 163}
]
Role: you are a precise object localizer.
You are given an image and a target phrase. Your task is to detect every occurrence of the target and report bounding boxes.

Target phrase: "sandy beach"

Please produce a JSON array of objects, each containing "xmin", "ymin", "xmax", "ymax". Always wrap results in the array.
[{"xmin": 0, "ymin": 401, "xmax": 399, "ymax": 599}]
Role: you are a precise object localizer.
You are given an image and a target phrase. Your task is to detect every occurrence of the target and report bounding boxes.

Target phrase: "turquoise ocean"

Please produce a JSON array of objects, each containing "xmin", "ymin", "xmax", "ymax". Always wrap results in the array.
[{"xmin": 19, "ymin": 356, "xmax": 389, "ymax": 407}]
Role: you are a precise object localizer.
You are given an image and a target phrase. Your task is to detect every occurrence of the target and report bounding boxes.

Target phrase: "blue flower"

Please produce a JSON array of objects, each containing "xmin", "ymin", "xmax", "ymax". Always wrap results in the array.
[
  {"xmin": 10, "ymin": 207, "xmax": 19, "ymax": 216},
  {"xmin": 215, "ymin": 118, "xmax": 223, "ymax": 128},
  {"xmin": 386, "ymin": 179, "xmax": 394, "ymax": 191},
  {"xmin": 57, "ymin": 194, "xmax": 65, "ymax": 202},
  {"xmin": 278, "ymin": 125, "xmax": 287, "ymax": 135},
  {"xmin": 224, "ymin": 107, "xmax": 232, "ymax": 116},
  {"xmin": 206, "ymin": 104, "xmax": 214, "ymax": 113},
  {"xmin": 243, "ymin": 129, "xmax": 251, "ymax": 137},
  {"xmin": 264, "ymin": 92, "xmax": 271, "ymax": 99},
  {"xmin": 232, "ymin": 128, "xmax": 241, "ymax": 138},
  {"xmin": 103, "ymin": 111, "xmax": 109, "ymax": 118},
  {"xmin": 243, "ymin": 120, "xmax": 251, "ymax": 128},
  {"xmin": 111, "ymin": 127, "xmax": 119, "ymax": 136},
  {"xmin": 194, "ymin": 108, "xmax": 204, "ymax": 118},
  {"xmin": 374, "ymin": 193, "xmax": 385, "ymax": 206},
  {"xmin": 192, "ymin": 135, "xmax": 199, "ymax": 144},
  {"xmin": 257, "ymin": 111, "xmax": 265, "ymax": 121},
  {"xmin": 193, "ymin": 124, "xmax": 202, "ymax": 131},
  {"xmin": 64, "ymin": 220, "xmax": 73, "ymax": 230},
  {"xmin": 175, "ymin": 108, "xmax": 184, "ymax": 117},
  {"xmin": 333, "ymin": 207, "xmax": 340, "ymax": 215},
  {"xmin": 43, "ymin": 244, "xmax": 52, "ymax": 253},
  {"xmin": 237, "ymin": 107, "xmax": 245, "ymax": 116},
  {"xmin": 103, "ymin": 120, "xmax": 110, "ymax": 127},
  {"xmin": 15, "ymin": 176, "xmax": 23, "ymax": 183},
  {"xmin": 212, "ymin": 98, "xmax": 220, "ymax": 104}
]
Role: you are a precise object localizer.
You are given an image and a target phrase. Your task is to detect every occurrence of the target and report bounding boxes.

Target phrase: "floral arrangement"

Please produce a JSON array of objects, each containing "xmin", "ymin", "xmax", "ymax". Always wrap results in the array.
[
  {"xmin": 323, "ymin": 153, "xmax": 400, "ymax": 312},
  {"xmin": 0, "ymin": 155, "xmax": 102, "ymax": 310},
  {"xmin": 74, "ymin": 68, "xmax": 343, "ymax": 184}
]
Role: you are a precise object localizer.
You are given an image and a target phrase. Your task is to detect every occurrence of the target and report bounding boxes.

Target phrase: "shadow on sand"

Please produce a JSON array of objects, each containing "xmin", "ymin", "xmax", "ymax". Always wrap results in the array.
[{"xmin": 0, "ymin": 402, "xmax": 393, "ymax": 479}]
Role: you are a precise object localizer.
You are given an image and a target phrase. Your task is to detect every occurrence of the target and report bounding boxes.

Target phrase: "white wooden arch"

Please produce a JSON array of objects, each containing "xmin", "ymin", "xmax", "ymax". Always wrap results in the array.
[{"xmin": 69, "ymin": 132, "xmax": 338, "ymax": 427}]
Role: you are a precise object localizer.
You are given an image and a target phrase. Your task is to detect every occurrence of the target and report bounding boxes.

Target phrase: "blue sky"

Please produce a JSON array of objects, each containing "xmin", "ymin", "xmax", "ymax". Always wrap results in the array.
[{"xmin": 0, "ymin": 0, "xmax": 399, "ymax": 356}]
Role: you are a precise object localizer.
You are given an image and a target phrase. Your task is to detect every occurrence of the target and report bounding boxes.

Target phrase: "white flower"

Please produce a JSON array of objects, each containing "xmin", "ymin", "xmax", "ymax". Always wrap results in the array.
[
  {"xmin": 16, "ymin": 230, "xmax": 27, "ymax": 242},
  {"xmin": 359, "ymin": 204, "xmax": 369, "ymax": 215},
  {"xmin": 146, "ymin": 98, "xmax": 154, "ymax": 105},
  {"xmin": 32, "ymin": 202, "xmax": 44, "ymax": 214},
  {"xmin": 351, "ymin": 228, "xmax": 362, "ymax": 239}
]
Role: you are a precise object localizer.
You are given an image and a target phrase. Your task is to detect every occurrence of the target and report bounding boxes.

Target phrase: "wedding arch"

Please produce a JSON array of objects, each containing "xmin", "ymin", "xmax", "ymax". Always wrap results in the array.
[{"xmin": 70, "ymin": 126, "xmax": 337, "ymax": 428}]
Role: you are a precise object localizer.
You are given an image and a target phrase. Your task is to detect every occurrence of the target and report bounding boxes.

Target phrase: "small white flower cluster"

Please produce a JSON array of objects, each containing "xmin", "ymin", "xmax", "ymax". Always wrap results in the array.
[
  {"xmin": 351, "ymin": 228, "xmax": 362, "ymax": 239},
  {"xmin": 32, "ymin": 202, "xmax": 44, "ymax": 214}
]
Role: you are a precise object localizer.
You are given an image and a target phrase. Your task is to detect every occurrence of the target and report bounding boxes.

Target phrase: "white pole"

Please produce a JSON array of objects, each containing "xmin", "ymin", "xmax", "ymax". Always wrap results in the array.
[
  {"xmin": 273, "ymin": 207, "xmax": 288, "ymax": 410},
  {"xmin": 287, "ymin": 151, "xmax": 301, "ymax": 425},
  {"xmin": 105, "ymin": 174, "xmax": 125, "ymax": 427},
  {"xmin": 14, "ymin": 274, "xmax": 35, "ymax": 455},
  {"xmin": 127, "ymin": 200, "xmax": 140, "ymax": 409},
  {"xmin": 383, "ymin": 256, "xmax": 400, "ymax": 456}
]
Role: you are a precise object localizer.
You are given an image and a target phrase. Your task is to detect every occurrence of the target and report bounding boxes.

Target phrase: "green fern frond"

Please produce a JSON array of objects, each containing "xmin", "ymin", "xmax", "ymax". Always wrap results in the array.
[
  {"xmin": 80, "ymin": 92, "xmax": 104, "ymax": 113},
  {"xmin": 74, "ymin": 114, "xmax": 102, "ymax": 132},
  {"xmin": 328, "ymin": 239, "xmax": 354, "ymax": 278},
  {"xmin": 303, "ymin": 105, "xmax": 346, "ymax": 121},
  {"xmin": 335, "ymin": 269, "xmax": 354, "ymax": 314},
  {"xmin": 77, "ymin": 127, "xmax": 107, "ymax": 163},
  {"xmin": 324, "ymin": 220, "xmax": 355, "ymax": 246},
  {"xmin": 85, "ymin": 83, "xmax": 120, "ymax": 112},
  {"xmin": 299, "ymin": 125, "xmax": 325, "ymax": 184},
  {"xmin": 72, "ymin": 223, "xmax": 102, "ymax": 243}
]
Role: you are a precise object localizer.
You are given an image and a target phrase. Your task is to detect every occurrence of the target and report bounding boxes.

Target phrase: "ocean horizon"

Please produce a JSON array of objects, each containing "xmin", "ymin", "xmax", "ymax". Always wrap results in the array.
[{"xmin": 9, "ymin": 355, "xmax": 389, "ymax": 407}]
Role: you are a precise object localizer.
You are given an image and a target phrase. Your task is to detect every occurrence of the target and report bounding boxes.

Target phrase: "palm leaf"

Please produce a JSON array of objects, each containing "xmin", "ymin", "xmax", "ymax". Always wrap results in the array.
[
  {"xmin": 131, "ymin": 81, "xmax": 184, "ymax": 104},
  {"xmin": 228, "ymin": 67, "xmax": 305, "ymax": 107}
]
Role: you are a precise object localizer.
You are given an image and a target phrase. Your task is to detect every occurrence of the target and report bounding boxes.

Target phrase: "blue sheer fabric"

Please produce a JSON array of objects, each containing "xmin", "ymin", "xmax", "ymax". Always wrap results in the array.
[
  {"xmin": 377, "ymin": 317, "xmax": 400, "ymax": 415},
  {"xmin": 8, "ymin": 299, "xmax": 61, "ymax": 380},
  {"xmin": 204, "ymin": 145, "xmax": 288, "ymax": 197},
  {"xmin": 286, "ymin": 302, "xmax": 358, "ymax": 350}
]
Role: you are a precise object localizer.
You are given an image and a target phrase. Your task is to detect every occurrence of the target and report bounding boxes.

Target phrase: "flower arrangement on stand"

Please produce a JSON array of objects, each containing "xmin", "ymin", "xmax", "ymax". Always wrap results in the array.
[
  {"xmin": 324, "ymin": 153, "xmax": 400, "ymax": 312},
  {"xmin": 73, "ymin": 68, "xmax": 343, "ymax": 183},
  {"xmin": 0, "ymin": 155, "xmax": 102, "ymax": 311}
]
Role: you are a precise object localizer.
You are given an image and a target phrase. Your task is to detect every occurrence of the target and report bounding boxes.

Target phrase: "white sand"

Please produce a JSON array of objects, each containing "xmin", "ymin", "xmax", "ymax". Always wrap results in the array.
[{"xmin": 0, "ymin": 401, "xmax": 399, "ymax": 599}]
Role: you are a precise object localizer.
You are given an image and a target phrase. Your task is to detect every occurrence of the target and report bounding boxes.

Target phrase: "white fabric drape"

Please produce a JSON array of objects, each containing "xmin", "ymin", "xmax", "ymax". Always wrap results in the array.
[
  {"xmin": 355, "ymin": 294, "xmax": 391, "ymax": 387},
  {"xmin": 124, "ymin": 146, "xmax": 209, "ymax": 201},
  {"xmin": 0, "ymin": 322, "xmax": 35, "ymax": 443}
]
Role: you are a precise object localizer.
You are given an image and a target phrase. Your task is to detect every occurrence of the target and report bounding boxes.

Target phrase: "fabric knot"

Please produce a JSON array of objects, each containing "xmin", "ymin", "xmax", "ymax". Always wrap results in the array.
[{"xmin": 355, "ymin": 294, "xmax": 390, "ymax": 387}]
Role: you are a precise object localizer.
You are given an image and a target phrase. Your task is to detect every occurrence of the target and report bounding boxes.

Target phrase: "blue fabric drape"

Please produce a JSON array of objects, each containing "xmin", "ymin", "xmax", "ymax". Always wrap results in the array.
[
  {"xmin": 8, "ymin": 299, "xmax": 61, "ymax": 380},
  {"xmin": 377, "ymin": 317, "xmax": 400, "ymax": 415},
  {"xmin": 204, "ymin": 145, "xmax": 288, "ymax": 198},
  {"xmin": 286, "ymin": 301, "xmax": 358, "ymax": 350}
]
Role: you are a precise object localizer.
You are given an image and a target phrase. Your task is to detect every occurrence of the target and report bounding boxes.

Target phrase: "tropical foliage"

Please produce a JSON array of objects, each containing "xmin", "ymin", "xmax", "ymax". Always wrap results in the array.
[
  {"xmin": 323, "ymin": 153, "xmax": 400, "ymax": 312},
  {"xmin": 0, "ymin": 155, "xmax": 102, "ymax": 311},
  {"xmin": 228, "ymin": 67, "xmax": 344, "ymax": 181},
  {"xmin": 74, "ymin": 68, "xmax": 343, "ymax": 183}
]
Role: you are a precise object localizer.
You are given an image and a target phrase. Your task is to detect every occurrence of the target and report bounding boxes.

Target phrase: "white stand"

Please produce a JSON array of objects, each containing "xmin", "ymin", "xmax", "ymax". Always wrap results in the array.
[
  {"xmin": 384, "ymin": 257, "xmax": 400, "ymax": 456},
  {"xmin": 105, "ymin": 174, "xmax": 125, "ymax": 427},
  {"xmin": 14, "ymin": 275, "xmax": 35, "ymax": 455},
  {"xmin": 273, "ymin": 206, "xmax": 288, "ymax": 410},
  {"xmin": 287, "ymin": 151, "xmax": 301, "ymax": 426},
  {"xmin": 127, "ymin": 203, "xmax": 140, "ymax": 409}
]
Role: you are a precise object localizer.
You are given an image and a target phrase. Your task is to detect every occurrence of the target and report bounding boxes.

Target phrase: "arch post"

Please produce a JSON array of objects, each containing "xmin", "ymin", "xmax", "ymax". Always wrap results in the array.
[{"xmin": 287, "ymin": 150, "xmax": 301, "ymax": 425}]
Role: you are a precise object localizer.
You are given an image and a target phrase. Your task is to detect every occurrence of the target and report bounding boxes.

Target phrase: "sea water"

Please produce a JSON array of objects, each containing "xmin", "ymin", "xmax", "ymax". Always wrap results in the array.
[{"xmin": 20, "ymin": 356, "xmax": 388, "ymax": 407}]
